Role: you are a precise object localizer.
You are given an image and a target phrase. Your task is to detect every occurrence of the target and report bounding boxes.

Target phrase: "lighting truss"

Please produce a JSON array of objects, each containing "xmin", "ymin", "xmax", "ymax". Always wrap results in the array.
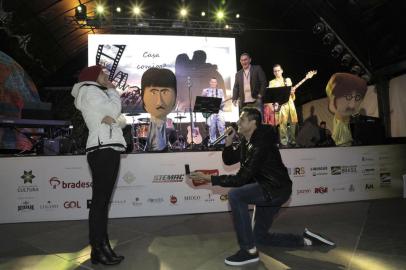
[
  {"xmin": 66, "ymin": 16, "xmax": 244, "ymax": 36},
  {"xmin": 318, "ymin": 17, "xmax": 372, "ymax": 79}
]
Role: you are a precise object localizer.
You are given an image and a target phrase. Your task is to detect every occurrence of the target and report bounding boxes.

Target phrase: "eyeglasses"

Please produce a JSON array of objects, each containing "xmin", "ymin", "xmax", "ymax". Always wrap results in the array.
[{"xmin": 344, "ymin": 94, "xmax": 362, "ymax": 101}]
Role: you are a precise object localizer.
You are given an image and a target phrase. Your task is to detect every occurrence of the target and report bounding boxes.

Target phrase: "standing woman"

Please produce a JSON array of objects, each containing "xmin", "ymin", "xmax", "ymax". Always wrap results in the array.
[{"xmin": 71, "ymin": 65, "xmax": 127, "ymax": 265}]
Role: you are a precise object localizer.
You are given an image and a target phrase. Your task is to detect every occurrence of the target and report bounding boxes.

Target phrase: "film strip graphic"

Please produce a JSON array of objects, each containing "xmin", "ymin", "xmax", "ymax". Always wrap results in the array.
[
  {"xmin": 95, "ymin": 44, "xmax": 143, "ymax": 112},
  {"xmin": 95, "ymin": 44, "xmax": 126, "ymax": 84},
  {"xmin": 112, "ymin": 71, "xmax": 128, "ymax": 89}
]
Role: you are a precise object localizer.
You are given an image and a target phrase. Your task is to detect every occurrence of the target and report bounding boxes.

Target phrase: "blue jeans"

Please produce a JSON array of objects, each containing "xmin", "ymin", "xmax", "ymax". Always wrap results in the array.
[
  {"xmin": 228, "ymin": 182, "xmax": 304, "ymax": 250},
  {"xmin": 208, "ymin": 113, "xmax": 225, "ymax": 143}
]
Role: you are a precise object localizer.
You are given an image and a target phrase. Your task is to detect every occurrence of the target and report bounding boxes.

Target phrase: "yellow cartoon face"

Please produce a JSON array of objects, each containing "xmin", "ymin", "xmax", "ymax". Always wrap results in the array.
[{"xmin": 334, "ymin": 90, "xmax": 363, "ymax": 117}]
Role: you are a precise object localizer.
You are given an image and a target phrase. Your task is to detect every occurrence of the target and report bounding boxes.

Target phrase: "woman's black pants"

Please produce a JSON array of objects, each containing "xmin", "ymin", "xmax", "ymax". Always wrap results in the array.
[{"xmin": 87, "ymin": 148, "xmax": 121, "ymax": 245}]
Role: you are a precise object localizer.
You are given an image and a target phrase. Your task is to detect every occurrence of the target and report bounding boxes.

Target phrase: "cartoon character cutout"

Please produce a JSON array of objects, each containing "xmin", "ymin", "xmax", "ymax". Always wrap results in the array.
[{"xmin": 326, "ymin": 73, "xmax": 367, "ymax": 146}]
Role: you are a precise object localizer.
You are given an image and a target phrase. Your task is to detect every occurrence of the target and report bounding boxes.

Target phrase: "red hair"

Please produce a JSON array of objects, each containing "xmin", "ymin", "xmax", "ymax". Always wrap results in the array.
[{"xmin": 78, "ymin": 65, "xmax": 103, "ymax": 83}]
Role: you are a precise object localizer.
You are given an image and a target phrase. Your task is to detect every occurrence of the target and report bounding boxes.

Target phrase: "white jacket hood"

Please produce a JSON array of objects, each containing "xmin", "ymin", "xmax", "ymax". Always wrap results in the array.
[{"xmin": 71, "ymin": 81, "xmax": 102, "ymax": 111}]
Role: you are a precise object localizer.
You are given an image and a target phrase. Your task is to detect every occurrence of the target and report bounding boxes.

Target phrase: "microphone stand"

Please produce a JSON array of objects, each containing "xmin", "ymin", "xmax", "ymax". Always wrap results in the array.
[{"xmin": 187, "ymin": 76, "xmax": 195, "ymax": 149}]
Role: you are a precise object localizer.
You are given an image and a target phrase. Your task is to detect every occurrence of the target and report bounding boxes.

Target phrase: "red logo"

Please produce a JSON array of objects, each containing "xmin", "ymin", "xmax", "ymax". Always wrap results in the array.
[
  {"xmin": 64, "ymin": 201, "xmax": 81, "ymax": 208},
  {"xmin": 170, "ymin": 195, "xmax": 177, "ymax": 204},
  {"xmin": 314, "ymin": 187, "xmax": 328, "ymax": 194},
  {"xmin": 49, "ymin": 177, "xmax": 61, "ymax": 189},
  {"xmin": 49, "ymin": 177, "xmax": 91, "ymax": 189}
]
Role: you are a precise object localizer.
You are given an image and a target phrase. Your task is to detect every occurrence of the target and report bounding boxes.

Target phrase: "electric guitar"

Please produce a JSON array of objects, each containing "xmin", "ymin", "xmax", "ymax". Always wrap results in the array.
[{"xmin": 291, "ymin": 70, "xmax": 317, "ymax": 98}]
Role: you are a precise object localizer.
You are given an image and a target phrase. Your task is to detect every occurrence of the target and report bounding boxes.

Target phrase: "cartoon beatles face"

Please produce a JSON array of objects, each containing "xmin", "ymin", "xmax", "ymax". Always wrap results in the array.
[
  {"xmin": 141, "ymin": 68, "xmax": 177, "ymax": 120},
  {"xmin": 326, "ymin": 72, "xmax": 367, "ymax": 121}
]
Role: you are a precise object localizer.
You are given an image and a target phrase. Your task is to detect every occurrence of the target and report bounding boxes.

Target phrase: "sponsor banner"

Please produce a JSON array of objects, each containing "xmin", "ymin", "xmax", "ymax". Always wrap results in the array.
[
  {"xmin": 330, "ymin": 165, "xmax": 357, "ymax": 176},
  {"xmin": 310, "ymin": 166, "xmax": 328, "ymax": 176},
  {"xmin": 284, "ymin": 144, "xmax": 406, "ymax": 206},
  {"xmin": 1, "ymin": 145, "xmax": 406, "ymax": 223},
  {"xmin": 290, "ymin": 167, "xmax": 306, "ymax": 178}
]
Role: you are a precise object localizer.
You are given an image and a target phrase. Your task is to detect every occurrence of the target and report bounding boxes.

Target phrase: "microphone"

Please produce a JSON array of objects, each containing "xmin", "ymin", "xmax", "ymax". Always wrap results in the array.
[{"xmin": 210, "ymin": 124, "xmax": 236, "ymax": 146}]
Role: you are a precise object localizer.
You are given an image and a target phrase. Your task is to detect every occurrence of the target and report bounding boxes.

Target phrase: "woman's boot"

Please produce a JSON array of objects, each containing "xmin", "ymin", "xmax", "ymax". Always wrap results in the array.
[
  {"xmin": 101, "ymin": 236, "xmax": 125, "ymax": 261},
  {"xmin": 90, "ymin": 242, "xmax": 122, "ymax": 265}
]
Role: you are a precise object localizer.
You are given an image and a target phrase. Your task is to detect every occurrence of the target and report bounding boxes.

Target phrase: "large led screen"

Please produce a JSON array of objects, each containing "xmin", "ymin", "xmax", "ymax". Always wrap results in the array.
[{"xmin": 88, "ymin": 34, "xmax": 239, "ymax": 122}]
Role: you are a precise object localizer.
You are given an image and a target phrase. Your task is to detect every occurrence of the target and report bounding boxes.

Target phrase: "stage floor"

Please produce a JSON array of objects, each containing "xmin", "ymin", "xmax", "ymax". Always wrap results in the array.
[{"xmin": 1, "ymin": 198, "xmax": 405, "ymax": 270}]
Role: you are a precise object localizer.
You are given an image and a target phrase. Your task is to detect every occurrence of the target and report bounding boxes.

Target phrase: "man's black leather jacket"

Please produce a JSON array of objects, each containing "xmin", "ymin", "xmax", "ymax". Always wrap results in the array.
[{"xmin": 211, "ymin": 125, "xmax": 292, "ymax": 200}]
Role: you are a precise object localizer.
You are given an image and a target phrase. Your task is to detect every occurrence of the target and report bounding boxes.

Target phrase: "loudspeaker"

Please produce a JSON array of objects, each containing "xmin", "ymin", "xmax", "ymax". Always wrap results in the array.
[
  {"xmin": 59, "ymin": 137, "xmax": 73, "ymax": 154},
  {"xmin": 350, "ymin": 115, "xmax": 385, "ymax": 145},
  {"xmin": 43, "ymin": 139, "xmax": 59, "ymax": 155},
  {"xmin": 296, "ymin": 122, "xmax": 320, "ymax": 147},
  {"xmin": 42, "ymin": 137, "xmax": 73, "ymax": 155}
]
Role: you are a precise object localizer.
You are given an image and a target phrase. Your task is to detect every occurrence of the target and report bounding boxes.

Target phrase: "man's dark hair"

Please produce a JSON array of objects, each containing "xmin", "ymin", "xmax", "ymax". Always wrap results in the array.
[
  {"xmin": 273, "ymin": 64, "xmax": 282, "ymax": 69},
  {"xmin": 320, "ymin": 121, "xmax": 326, "ymax": 126},
  {"xmin": 141, "ymin": 68, "xmax": 177, "ymax": 95},
  {"xmin": 141, "ymin": 68, "xmax": 177, "ymax": 111},
  {"xmin": 240, "ymin": 52, "xmax": 251, "ymax": 59},
  {"xmin": 242, "ymin": 107, "xmax": 262, "ymax": 127}
]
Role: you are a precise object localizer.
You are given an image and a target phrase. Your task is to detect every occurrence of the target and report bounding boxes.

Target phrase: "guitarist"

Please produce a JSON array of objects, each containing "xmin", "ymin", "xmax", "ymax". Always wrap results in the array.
[
  {"xmin": 201, "ymin": 77, "xmax": 226, "ymax": 144},
  {"xmin": 265, "ymin": 65, "xmax": 317, "ymax": 147}
]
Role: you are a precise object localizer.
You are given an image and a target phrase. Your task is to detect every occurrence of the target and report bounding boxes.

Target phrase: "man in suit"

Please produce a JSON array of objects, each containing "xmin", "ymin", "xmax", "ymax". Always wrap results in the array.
[{"xmin": 232, "ymin": 53, "xmax": 267, "ymax": 112}]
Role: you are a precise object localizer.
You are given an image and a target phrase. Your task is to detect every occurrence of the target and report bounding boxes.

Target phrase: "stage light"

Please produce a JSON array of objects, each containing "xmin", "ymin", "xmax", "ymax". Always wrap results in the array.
[
  {"xmin": 116, "ymin": 6, "xmax": 121, "ymax": 13},
  {"xmin": 350, "ymin": 65, "xmax": 361, "ymax": 75},
  {"xmin": 75, "ymin": 4, "xmax": 87, "ymax": 20},
  {"xmin": 225, "ymin": 24, "xmax": 230, "ymax": 29},
  {"xmin": 95, "ymin": 5, "xmax": 105, "ymax": 14},
  {"xmin": 361, "ymin": 73, "xmax": 371, "ymax": 82},
  {"xmin": 216, "ymin": 10, "xmax": 225, "ymax": 20},
  {"xmin": 322, "ymin": 33, "xmax": 334, "ymax": 45},
  {"xmin": 341, "ymin": 53, "xmax": 353, "ymax": 66},
  {"xmin": 331, "ymin": 44, "xmax": 344, "ymax": 58},
  {"xmin": 132, "ymin": 6, "xmax": 141, "ymax": 16},
  {"xmin": 180, "ymin": 8, "xmax": 188, "ymax": 18},
  {"xmin": 201, "ymin": 11, "xmax": 206, "ymax": 17},
  {"xmin": 236, "ymin": 13, "xmax": 240, "ymax": 19},
  {"xmin": 312, "ymin": 22, "xmax": 325, "ymax": 34}
]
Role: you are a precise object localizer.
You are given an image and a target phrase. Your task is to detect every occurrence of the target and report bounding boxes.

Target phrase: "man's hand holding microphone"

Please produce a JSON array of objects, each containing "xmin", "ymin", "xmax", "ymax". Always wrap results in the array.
[{"xmin": 187, "ymin": 125, "xmax": 237, "ymax": 187}]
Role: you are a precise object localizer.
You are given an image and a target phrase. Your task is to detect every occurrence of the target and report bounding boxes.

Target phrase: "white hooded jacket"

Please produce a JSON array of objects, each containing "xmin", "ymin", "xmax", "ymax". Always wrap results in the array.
[{"xmin": 71, "ymin": 81, "xmax": 127, "ymax": 152}]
